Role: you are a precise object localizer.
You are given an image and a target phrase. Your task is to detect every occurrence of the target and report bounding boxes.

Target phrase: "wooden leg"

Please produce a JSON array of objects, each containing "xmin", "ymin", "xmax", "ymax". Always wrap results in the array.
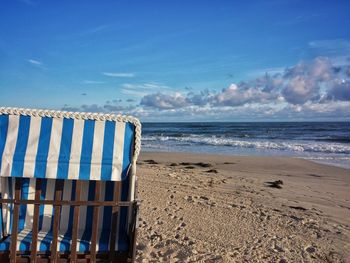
[
  {"xmin": 30, "ymin": 179, "xmax": 42, "ymax": 263},
  {"xmin": 130, "ymin": 202, "xmax": 140, "ymax": 263},
  {"xmin": 70, "ymin": 180, "xmax": 82, "ymax": 263},
  {"xmin": 90, "ymin": 181, "xmax": 101, "ymax": 263},
  {"xmin": 0, "ymin": 193, "xmax": 5, "ymax": 240},
  {"xmin": 109, "ymin": 182, "xmax": 121, "ymax": 262},
  {"xmin": 51, "ymin": 180, "xmax": 64, "ymax": 263},
  {"xmin": 10, "ymin": 178, "xmax": 21, "ymax": 263}
]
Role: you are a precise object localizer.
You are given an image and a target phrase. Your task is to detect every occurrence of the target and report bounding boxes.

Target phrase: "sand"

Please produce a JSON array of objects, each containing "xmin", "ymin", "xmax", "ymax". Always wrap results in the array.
[{"xmin": 135, "ymin": 152, "xmax": 350, "ymax": 263}]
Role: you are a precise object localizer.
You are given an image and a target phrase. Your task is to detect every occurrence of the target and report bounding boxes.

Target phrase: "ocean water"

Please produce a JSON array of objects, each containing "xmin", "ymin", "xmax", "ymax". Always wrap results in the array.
[{"xmin": 141, "ymin": 122, "xmax": 350, "ymax": 169}]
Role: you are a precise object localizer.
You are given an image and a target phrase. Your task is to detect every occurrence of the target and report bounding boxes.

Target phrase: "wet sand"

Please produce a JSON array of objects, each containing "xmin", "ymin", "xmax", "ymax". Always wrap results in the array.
[{"xmin": 135, "ymin": 152, "xmax": 350, "ymax": 262}]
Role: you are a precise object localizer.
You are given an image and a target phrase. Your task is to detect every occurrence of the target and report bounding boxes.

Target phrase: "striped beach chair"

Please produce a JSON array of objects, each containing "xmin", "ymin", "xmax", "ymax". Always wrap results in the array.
[{"xmin": 0, "ymin": 107, "xmax": 141, "ymax": 262}]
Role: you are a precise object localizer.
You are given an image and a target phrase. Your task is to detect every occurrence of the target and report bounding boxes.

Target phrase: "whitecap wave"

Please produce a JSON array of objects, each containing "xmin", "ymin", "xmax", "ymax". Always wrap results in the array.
[{"xmin": 142, "ymin": 135, "xmax": 350, "ymax": 154}]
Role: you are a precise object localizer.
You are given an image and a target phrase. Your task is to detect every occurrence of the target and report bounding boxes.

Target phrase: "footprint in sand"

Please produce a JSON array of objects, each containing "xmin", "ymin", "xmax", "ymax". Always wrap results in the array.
[
  {"xmin": 305, "ymin": 245, "xmax": 316, "ymax": 253},
  {"xmin": 177, "ymin": 222, "xmax": 186, "ymax": 231},
  {"xmin": 185, "ymin": 195, "xmax": 194, "ymax": 202}
]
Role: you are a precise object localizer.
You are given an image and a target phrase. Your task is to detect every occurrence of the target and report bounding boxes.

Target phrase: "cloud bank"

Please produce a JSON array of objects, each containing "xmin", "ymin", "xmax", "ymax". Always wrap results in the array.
[
  {"xmin": 64, "ymin": 57, "xmax": 350, "ymax": 120},
  {"xmin": 141, "ymin": 57, "xmax": 349, "ymax": 110}
]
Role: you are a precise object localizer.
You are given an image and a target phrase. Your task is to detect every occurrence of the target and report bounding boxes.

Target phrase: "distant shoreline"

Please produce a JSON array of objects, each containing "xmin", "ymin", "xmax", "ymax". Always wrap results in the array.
[{"xmin": 141, "ymin": 150, "xmax": 350, "ymax": 170}]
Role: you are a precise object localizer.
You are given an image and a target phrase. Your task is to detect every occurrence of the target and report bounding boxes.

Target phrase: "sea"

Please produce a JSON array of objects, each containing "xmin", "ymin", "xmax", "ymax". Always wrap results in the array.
[{"xmin": 141, "ymin": 122, "xmax": 350, "ymax": 169}]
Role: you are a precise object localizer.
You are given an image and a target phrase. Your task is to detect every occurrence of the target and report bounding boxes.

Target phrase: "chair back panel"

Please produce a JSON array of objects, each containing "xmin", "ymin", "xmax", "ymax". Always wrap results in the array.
[{"xmin": 0, "ymin": 113, "xmax": 137, "ymax": 182}]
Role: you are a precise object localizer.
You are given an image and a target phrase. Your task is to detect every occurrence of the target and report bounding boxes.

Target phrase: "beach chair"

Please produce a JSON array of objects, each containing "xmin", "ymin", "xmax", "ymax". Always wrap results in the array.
[{"xmin": 0, "ymin": 107, "xmax": 141, "ymax": 262}]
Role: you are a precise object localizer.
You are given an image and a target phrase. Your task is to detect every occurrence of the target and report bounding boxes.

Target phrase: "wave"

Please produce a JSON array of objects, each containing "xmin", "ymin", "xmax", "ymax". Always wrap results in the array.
[
  {"xmin": 303, "ymin": 156, "xmax": 350, "ymax": 160},
  {"xmin": 142, "ymin": 135, "xmax": 350, "ymax": 154}
]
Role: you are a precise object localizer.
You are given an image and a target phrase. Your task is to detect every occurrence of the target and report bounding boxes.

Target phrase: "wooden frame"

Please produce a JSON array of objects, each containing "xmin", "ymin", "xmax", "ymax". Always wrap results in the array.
[{"xmin": 0, "ymin": 178, "xmax": 140, "ymax": 263}]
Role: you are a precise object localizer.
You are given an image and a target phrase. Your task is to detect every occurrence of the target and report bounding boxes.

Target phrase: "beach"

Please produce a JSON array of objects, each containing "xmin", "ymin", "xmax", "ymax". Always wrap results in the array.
[{"xmin": 135, "ymin": 152, "xmax": 350, "ymax": 262}]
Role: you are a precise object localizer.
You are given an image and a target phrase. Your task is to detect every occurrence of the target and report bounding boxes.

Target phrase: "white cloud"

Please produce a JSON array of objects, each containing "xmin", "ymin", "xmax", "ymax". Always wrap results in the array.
[
  {"xmin": 121, "ymin": 82, "xmax": 172, "ymax": 97},
  {"xmin": 309, "ymin": 57, "xmax": 333, "ymax": 81},
  {"xmin": 326, "ymin": 79, "xmax": 350, "ymax": 101},
  {"xmin": 282, "ymin": 76, "xmax": 319, "ymax": 104},
  {"xmin": 121, "ymin": 89, "xmax": 149, "ymax": 97},
  {"xmin": 283, "ymin": 100, "xmax": 350, "ymax": 120},
  {"xmin": 187, "ymin": 89, "xmax": 214, "ymax": 106},
  {"xmin": 102, "ymin": 72, "xmax": 135, "ymax": 77},
  {"xmin": 122, "ymin": 82, "xmax": 171, "ymax": 90},
  {"xmin": 213, "ymin": 83, "xmax": 278, "ymax": 106},
  {"xmin": 28, "ymin": 59, "xmax": 42, "ymax": 65},
  {"xmin": 141, "ymin": 92, "xmax": 188, "ymax": 109},
  {"xmin": 309, "ymin": 39, "xmax": 350, "ymax": 53},
  {"xmin": 83, "ymin": 80, "xmax": 106, "ymax": 84}
]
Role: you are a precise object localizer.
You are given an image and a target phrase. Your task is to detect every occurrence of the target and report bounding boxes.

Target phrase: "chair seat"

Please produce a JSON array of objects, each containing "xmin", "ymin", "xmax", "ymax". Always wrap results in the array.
[{"xmin": 0, "ymin": 228, "xmax": 129, "ymax": 252}]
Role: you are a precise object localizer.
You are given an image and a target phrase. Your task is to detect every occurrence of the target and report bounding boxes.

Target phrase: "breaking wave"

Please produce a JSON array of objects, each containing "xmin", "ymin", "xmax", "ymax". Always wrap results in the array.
[{"xmin": 142, "ymin": 135, "xmax": 350, "ymax": 154}]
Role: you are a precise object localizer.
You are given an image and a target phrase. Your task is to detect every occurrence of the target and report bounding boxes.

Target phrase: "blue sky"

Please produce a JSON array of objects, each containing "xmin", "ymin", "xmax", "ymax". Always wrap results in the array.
[{"xmin": 0, "ymin": 0, "xmax": 350, "ymax": 121}]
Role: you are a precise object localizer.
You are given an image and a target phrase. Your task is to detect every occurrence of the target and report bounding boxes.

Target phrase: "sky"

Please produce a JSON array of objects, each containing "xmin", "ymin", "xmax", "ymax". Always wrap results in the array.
[{"xmin": 0, "ymin": 0, "xmax": 349, "ymax": 121}]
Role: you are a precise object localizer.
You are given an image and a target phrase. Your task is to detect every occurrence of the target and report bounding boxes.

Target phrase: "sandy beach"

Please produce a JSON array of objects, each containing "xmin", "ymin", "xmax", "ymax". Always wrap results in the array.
[{"xmin": 135, "ymin": 152, "xmax": 350, "ymax": 262}]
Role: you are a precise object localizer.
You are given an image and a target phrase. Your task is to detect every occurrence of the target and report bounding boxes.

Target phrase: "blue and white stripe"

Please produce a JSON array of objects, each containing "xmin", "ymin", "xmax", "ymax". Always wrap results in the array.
[
  {"xmin": 0, "ymin": 177, "xmax": 15, "ymax": 236},
  {"xmin": 0, "ymin": 114, "xmax": 135, "ymax": 181}
]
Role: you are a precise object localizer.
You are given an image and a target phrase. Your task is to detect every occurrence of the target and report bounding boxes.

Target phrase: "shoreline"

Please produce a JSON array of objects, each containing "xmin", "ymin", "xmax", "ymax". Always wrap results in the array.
[
  {"xmin": 136, "ymin": 152, "xmax": 350, "ymax": 262},
  {"xmin": 141, "ymin": 149, "xmax": 350, "ymax": 170}
]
